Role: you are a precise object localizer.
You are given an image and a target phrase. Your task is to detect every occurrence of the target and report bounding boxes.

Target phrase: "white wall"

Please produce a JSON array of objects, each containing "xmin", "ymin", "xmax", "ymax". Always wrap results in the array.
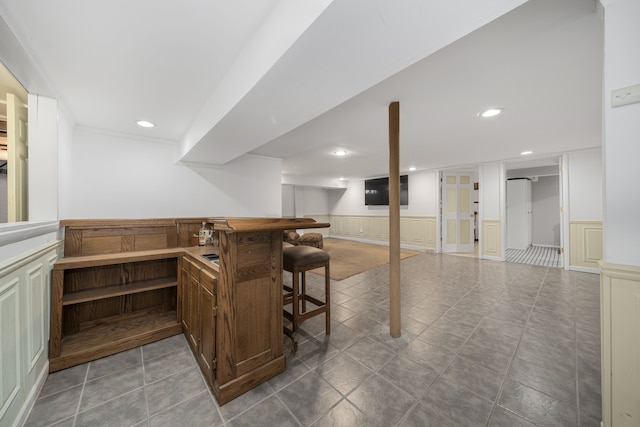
[
  {"xmin": 328, "ymin": 171, "xmax": 438, "ymax": 216},
  {"xmin": 479, "ymin": 162, "xmax": 503, "ymax": 219},
  {"xmin": 281, "ymin": 184, "xmax": 295, "ymax": 217},
  {"xmin": 532, "ymin": 175, "xmax": 560, "ymax": 246},
  {"xmin": 65, "ymin": 128, "xmax": 282, "ymax": 219},
  {"xmin": 302, "ymin": 187, "xmax": 329, "ymax": 215},
  {"xmin": 28, "ymin": 95, "xmax": 59, "ymax": 221},
  {"xmin": 603, "ymin": 0, "xmax": 640, "ymax": 266},
  {"xmin": 281, "ymin": 185, "xmax": 330, "ymax": 218},
  {"xmin": 568, "ymin": 148, "xmax": 602, "ymax": 221}
]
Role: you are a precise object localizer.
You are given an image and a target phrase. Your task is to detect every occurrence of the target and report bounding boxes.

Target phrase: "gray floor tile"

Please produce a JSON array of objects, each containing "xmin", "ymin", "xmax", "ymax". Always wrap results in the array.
[
  {"xmin": 294, "ymin": 335, "xmax": 341, "ymax": 369},
  {"xmin": 378, "ymin": 354, "xmax": 438, "ymax": 397},
  {"xmin": 143, "ymin": 346, "xmax": 197, "ymax": 383},
  {"xmin": 146, "ymin": 366, "xmax": 207, "ymax": 416},
  {"xmin": 398, "ymin": 338, "xmax": 453, "ymax": 373},
  {"xmin": 278, "ymin": 371, "xmax": 342, "ymax": 426},
  {"xmin": 38, "ymin": 364, "xmax": 87, "ymax": 398},
  {"xmin": 218, "ymin": 381, "xmax": 273, "ymax": 421},
  {"xmin": 48, "ymin": 417, "xmax": 75, "ymax": 427},
  {"xmin": 347, "ymin": 375, "xmax": 415, "ymax": 427},
  {"xmin": 417, "ymin": 324, "xmax": 467, "ymax": 353},
  {"xmin": 80, "ymin": 365, "xmax": 144, "ymax": 411},
  {"xmin": 323, "ymin": 323, "xmax": 364, "ymax": 351},
  {"xmin": 312, "ymin": 398, "xmax": 368, "ymax": 427},
  {"xmin": 508, "ymin": 356, "xmax": 576, "ymax": 404},
  {"xmin": 315, "ymin": 353, "xmax": 372, "ymax": 395},
  {"xmin": 226, "ymin": 395, "xmax": 297, "ymax": 427},
  {"xmin": 488, "ymin": 405, "xmax": 537, "ymax": 426},
  {"xmin": 149, "ymin": 391, "xmax": 223, "ymax": 427},
  {"xmin": 25, "ymin": 385, "xmax": 83, "ymax": 427},
  {"xmin": 75, "ymin": 388, "xmax": 147, "ymax": 427},
  {"xmin": 438, "ymin": 357, "xmax": 504, "ymax": 402},
  {"xmin": 87, "ymin": 347, "xmax": 142, "ymax": 381},
  {"xmin": 142, "ymin": 333, "xmax": 189, "ymax": 361},
  {"xmin": 27, "ymin": 252, "xmax": 602, "ymax": 427},
  {"xmin": 344, "ymin": 337, "xmax": 395, "ymax": 371},
  {"xmin": 269, "ymin": 356, "xmax": 312, "ymax": 392},
  {"xmin": 499, "ymin": 378, "xmax": 577, "ymax": 426},
  {"xmin": 456, "ymin": 340, "xmax": 513, "ymax": 376},
  {"xmin": 404, "ymin": 378, "xmax": 494, "ymax": 426}
]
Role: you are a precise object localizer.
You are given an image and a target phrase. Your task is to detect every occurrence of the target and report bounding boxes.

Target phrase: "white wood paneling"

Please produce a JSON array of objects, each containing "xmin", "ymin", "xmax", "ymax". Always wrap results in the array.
[
  {"xmin": 569, "ymin": 221, "xmax": 602, "ymax": 270},
  {"xmin": 482, "ymin": 219, "xmax": 501, "ymax": 259},
  {"xmin": 328, "ymin": 215, "xmax": 435, "ymax": 249},
  {"xmin": 601, "ymin": 262, "xmax": 640, "ymax": 427},
  {"xmin": 0, "ymin": 277, "xmax": 21, "ymax": 422},
  {"xmin": 26, "ymin": 263, "xmax": 46, "ymax": 372},
  {"xmin": 0, "ymin": 242, "xmax": 61, "ymax": 427}
]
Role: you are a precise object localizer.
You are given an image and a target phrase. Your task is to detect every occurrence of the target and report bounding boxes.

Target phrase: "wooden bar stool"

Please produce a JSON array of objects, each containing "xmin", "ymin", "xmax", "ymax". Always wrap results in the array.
[{"xmin": 282, "ymin": 245, "xmax": 330, "ymax": 351}]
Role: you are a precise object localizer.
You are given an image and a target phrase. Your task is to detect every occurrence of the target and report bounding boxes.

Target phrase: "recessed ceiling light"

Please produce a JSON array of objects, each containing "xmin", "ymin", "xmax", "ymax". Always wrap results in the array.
[
  {"xmin": 521, "ymin": 150, "xmax": 534, "ymax": 155},
  {"xmin": 409, "ymin": 167, "xmax": 417, "ymax": 171},
  {"xmin": 334, "ymin": 150, "xmax": 348, "ymax": 156},
  {"xmin": 339, "ymin": 177, "xmax": 346, "ymax": 181},
  {"xmin": 136, "ymin": 120, "xmax": 155, "ymax": 128},
  {"xmin": 478, "ymin": 108, "xmax": 503, "ymax": 118}
]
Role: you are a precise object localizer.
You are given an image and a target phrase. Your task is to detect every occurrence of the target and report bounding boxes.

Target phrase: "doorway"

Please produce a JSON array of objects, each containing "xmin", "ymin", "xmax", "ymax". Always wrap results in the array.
[
  {"xmin": 440, "ymin": 169, "xmax": 479, "ymax": 257},
  {"xmin": 505, "ymin": 157, "xmax": 562, "ymax": 268},
  {"xmin": 0, "ymin": 63, "xmax": 29, "ymax": 223}
]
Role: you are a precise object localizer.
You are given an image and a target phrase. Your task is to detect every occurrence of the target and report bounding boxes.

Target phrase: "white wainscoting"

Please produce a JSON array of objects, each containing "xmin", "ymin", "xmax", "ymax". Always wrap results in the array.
[
  {"xmin": 600, "ymin": 261, "xmax": 640, "ymax": 427},
  {"xmin": 0, "ymin": 241, "xmax": 61, "ymax": 427},
  {"xmin": 301, "ymin": 215, "xmax": 331, "ymax": 237},
  {"xmin": 569, "ymin": 221, "xmax": 602, "ymax": 273},
  {"xmin": 327, "ymin": 215, "xmax": 436, "ymax": 250},
  {"xmin": 482, "ymin": 219, "xmax": 501, "ymax": 259}
]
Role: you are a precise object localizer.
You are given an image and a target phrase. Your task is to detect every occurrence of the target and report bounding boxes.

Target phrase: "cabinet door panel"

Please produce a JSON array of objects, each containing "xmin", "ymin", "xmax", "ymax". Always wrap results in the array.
[
  {"xmin": 187, "ymin": 269, "xmax": 200, "ymax": 350},
  {"xmin": 199, "ymin": 270, "xmax": 216, "ymax": 383}
]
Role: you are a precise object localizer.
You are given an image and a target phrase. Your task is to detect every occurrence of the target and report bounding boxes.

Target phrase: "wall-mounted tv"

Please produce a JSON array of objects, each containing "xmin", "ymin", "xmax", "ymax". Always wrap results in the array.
[{"xmin": 364, "ymin": 175, "xmax": 408, "ymax": 206}]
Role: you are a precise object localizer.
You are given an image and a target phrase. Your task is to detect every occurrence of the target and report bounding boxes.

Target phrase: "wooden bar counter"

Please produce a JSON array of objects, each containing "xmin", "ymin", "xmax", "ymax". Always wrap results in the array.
[
  {"xmin": 210, "ymin": 217, "xmax": 328, "ymax": 404},
  {"xmin": 50, "ymin": 217, "xmax": 329, "ymax": 405}
]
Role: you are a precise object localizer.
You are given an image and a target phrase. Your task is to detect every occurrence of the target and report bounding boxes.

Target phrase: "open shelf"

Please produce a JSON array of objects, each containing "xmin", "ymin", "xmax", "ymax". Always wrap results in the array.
[
  {"xmin": 50, "ymin": 310, "xmax": 181, "ymax": 372},
  {"xmin": 62, "ymin": 277, "xmax": 178, "ymax": 306}
]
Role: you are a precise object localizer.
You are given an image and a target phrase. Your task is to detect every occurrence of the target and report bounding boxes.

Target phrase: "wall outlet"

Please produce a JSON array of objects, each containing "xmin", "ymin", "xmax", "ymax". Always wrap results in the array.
[
  {"xmin": 359, "ymin": 226, "xmax": 364, "ymax": 233},
  {"xmin": 611, "ymin": 83, "xmax": 640, "ymax": 107}
]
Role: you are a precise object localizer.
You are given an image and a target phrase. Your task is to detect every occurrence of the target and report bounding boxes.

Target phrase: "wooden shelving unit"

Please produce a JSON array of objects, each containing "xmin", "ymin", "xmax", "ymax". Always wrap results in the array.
[{"xmin": 49, "ymin": 221, "xmax": 184, "ymax": 373}]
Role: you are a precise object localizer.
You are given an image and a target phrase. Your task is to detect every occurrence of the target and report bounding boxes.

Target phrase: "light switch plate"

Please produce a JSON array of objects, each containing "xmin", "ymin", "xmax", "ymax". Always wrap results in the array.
[{"xmin": 611, "ymin": 84, "xmax": 640, "ymax": 108}]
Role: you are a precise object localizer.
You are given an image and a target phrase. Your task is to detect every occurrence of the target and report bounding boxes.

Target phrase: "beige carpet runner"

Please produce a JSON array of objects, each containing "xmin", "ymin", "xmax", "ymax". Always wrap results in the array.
[{"xmin": 308, "ymin": 237, "xmax": 421, "ymax": 280}]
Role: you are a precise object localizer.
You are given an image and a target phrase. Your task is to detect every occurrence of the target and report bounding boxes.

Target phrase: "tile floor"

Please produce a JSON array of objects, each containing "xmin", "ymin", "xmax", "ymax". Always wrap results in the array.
[{"xmin": 26, "ymin": 251, "xmax": 601, "ymax": 426}]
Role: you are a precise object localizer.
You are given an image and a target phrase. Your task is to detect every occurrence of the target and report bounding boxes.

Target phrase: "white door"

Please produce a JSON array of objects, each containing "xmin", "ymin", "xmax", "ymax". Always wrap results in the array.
[
  {"xmin": 442, "ymin": 171, "xmax": 475, "ymax": 253},
  {"xmin": 7, "ymin": 92, "xmax": 28, "ymax": 222}
]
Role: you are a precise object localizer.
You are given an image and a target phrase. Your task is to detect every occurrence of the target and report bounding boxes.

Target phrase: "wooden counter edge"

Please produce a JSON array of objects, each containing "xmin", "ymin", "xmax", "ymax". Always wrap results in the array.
[{"xmin": 213, "ymin": 217, "xmax": 330, "ymax": 233}]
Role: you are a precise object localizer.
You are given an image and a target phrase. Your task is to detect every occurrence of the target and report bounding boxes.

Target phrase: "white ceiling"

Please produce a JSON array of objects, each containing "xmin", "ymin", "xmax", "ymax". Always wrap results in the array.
[{"xmin": 0, "ymin": 0, "xmax": 603, "ymax": 184}]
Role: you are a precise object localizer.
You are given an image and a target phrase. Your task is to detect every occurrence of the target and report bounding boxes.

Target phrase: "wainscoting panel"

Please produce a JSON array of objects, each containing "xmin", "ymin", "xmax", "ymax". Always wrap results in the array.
[
  {"xmin": 600, "ymin": 262, "xmax": 640, "ymax": 427},
  {"xmin": 0, "ymin": 241, "xmax": 61, "ymax": 427},
  {"xmin": 424, "ymin": 217, "xmax": 437, "ymax": 250},
  {"xmin": 0, "ymin": 276, "xmax": 21, "ymax": 422},
  {"xmin": 482, "ymin": 219, "xmax": 501, "ymax": 258},
  {"xmin": 569, "ymin": 221, "xmax": 603, "ymax": 270},
  {"xmin": 302, "ymin": 215, "xmax": 330, "ymax": 237},
  {"xmin": 328, "ymin": 215, "xmax": 436, "ymax": 249}
]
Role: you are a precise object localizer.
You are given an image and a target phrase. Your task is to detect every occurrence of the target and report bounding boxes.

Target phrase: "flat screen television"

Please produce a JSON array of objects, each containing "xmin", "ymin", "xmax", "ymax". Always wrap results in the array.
[{"xmin": 365, "ymin": 175, "xmax": 408, "ymax": 206}]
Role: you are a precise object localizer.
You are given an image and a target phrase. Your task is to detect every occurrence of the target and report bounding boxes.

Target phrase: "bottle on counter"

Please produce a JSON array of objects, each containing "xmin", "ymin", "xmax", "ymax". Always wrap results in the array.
[{"xmin": 198, "ymin": 222, "xmax": 207, "ymax": 246}]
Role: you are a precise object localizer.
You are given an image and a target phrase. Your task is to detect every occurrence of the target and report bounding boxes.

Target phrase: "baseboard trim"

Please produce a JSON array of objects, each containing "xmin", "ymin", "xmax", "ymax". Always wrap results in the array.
[
  {"xmin": 327, "ymin": 235, "xmax": 429, "ymax": 252},
  {"xmin": 569, "ymin": 265, "xmax": 600, "ymax": 274},
  {"xmin": 481, "ymin": 255, "xmax": 505, "ymax": 262}
]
